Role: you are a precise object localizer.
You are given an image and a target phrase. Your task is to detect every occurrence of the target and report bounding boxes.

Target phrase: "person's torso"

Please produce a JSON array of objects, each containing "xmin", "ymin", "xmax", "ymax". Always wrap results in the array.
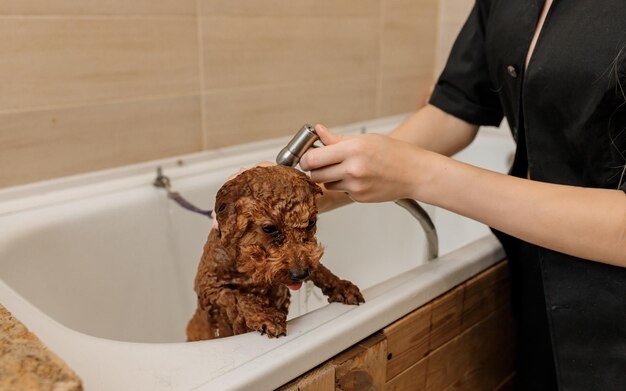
[
  {"xmin": 475, "ymin": 2, "xmax": 626, "ymax": 390},
  {"xmin": 482, "ymin": 0, "xmax": 626, "ymax": 189}
]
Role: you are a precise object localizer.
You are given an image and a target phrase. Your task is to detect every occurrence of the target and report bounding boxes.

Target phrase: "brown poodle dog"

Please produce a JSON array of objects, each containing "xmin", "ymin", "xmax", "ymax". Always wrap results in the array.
[{"xmin": 186, "ymin": 165, "xmax": 364, "ymax": 340}]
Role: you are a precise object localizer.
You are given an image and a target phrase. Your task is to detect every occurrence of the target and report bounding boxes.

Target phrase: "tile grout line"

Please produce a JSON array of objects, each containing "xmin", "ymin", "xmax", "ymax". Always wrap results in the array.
[
  {"xmin": 199, "ymin": 75, "xmax": 379, "ymax": 96},
  {"xmin": 0, "ymin": 73, "xmax": 379, "ymax": 117},
  {"xmin": 0, "ymin": 14, "xmax": 196, "ymax": 21},
  {"xmin": 375, "ymin": 0, "xmax": 386, "ymax": 117},
  {"xmin": 387, "ymin": 307, "xmax": 505, "ymax": 386},
  {"xmin": 422, "ymin": 294, "xmax": 435, "ymax": 389},
  {"xmin": 195, "ymin": 0, "xmax": 209, "ymax": 150},
  {"xmin": 0, "ymin": 91, "xmax": 201, "ymax": 116},
  {"xmin": 432, "ymin": 0, "xmax": 444, "ymax": 79}
]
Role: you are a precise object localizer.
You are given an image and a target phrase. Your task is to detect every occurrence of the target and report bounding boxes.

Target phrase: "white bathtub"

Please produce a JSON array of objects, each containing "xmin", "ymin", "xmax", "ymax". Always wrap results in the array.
[{"xmin": 0, "ymin": 115, "xmax": 515, "ymax": 390}]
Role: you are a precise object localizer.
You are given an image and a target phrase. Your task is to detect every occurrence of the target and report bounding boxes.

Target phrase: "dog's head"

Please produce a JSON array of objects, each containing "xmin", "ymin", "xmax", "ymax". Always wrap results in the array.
[{"xmin": 215, "ymin": 165, "xmax": 324, "ymax": 289}]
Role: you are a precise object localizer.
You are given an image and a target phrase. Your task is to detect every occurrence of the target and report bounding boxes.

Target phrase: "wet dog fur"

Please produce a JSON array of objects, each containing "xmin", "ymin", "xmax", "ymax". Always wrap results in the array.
[{"xmin": 186, "ymin": 165, "xmax": 364, "ymax": 340}]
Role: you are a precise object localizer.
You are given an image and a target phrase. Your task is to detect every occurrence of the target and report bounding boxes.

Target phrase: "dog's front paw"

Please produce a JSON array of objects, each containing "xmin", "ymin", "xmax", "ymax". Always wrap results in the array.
[
  {"xmin": 326, "ymin": 280, "xmax": 365, "ymax": 305},
  {"xmin": 246, "ymin": 309, "xmax": 287, "ymax": 338}
]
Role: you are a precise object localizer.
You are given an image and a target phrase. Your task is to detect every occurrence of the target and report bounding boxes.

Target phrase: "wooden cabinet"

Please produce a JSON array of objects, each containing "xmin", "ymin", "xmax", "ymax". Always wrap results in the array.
[{"xmin": 278, "ymin": 261, "xmax": 515, "ymax": 391}]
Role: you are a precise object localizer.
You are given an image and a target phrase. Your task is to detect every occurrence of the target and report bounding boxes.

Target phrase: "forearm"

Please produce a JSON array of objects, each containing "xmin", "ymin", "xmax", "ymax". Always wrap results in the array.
[
  {"xmin": 414, "ymin": 151, "xmax": 626, "ymax": 266},
  {"xmin": 389, "ymin": 104, "xmax": 479, "ymax": 156}
]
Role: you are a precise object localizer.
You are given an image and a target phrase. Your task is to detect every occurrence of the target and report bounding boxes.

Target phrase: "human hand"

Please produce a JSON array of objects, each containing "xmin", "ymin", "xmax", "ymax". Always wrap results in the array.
[{"xmin": 299, "ymin": 124, "xmax": 427, "ymax": 203}]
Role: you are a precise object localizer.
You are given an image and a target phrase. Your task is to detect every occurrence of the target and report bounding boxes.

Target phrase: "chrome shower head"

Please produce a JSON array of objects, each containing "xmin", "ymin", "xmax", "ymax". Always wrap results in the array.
[{"xmin": 276, "ymin": 124, "xmax": 320, "ymax": 167}]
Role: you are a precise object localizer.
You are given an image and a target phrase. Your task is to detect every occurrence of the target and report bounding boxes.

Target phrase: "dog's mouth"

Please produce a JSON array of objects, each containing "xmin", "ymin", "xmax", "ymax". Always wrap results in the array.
[
  {"xmin": 285, "ymin": 266, "xmax": 310, "ymax": 291},
  {"xmin": 285, "ymin": 281, "xmax": 303, "ymax": 291}
]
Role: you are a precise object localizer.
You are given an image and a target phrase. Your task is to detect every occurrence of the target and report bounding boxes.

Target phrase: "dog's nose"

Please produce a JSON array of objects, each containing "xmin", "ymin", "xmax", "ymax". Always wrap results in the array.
[{"xmin": 288, "ymin": 267, "xmax": 310, "ymax": 282}]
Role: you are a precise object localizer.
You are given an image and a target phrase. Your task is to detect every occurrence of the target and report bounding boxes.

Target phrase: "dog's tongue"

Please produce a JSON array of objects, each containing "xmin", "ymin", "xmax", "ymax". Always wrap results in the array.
[{"xmin": 286, "ymin": 281, "xmax": 303, "ymax": 291}]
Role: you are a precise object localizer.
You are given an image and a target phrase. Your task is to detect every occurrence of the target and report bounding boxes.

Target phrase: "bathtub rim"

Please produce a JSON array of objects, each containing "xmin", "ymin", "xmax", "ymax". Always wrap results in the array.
[
  {"xmin": 0, "ymin": 234, "xmax": 504, "ymax": 391},
  {"xmin": 0, "ymin": 115, "xmax": 409, "ymax": 216},
  {"xmin": 0, "ymin": 114, "xmax": 512, "ymax": 217},
  {"xmin": 198, "ymin": 235, "xmax": 506, "ymax": 390}
]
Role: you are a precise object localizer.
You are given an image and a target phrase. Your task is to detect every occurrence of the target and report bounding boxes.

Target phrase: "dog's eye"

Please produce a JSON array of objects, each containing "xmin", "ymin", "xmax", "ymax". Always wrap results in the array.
[
  {"xmin": 307, "ymin": 219, "xmax": 316, "ymax": 229},
  {"xmin": 262, "ymin": 225, "xmax": 279, "ymax": 234}
]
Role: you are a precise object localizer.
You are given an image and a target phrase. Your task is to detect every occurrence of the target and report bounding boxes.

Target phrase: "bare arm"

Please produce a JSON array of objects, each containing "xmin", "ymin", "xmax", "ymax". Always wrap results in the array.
[
  {"xmin": 389, "ymin": 104, "xmax": 479, "ymax": 156},
  {"xmin": 414, "ymin": 150, "xmax": 626, "ymax": 266},
  {"xmin": 301, "ymin": 127, "xmax": 626, "ymax": 267},
  {"xmin": 316, "ymin": 104, "xmax": 479, "ymax": 212}
]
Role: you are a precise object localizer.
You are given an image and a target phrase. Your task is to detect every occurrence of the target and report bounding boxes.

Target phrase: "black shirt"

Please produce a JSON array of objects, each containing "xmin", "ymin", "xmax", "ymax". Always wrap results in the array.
[{"xmin": 430, "ymin": 1, "xmax": 626, "ymax": 390}]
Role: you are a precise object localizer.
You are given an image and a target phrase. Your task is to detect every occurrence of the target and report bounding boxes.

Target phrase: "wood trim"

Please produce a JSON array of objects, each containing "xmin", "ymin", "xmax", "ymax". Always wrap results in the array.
[{"xmin": 277, "ymin": 261, "xmax": 515, "ymax": 391}]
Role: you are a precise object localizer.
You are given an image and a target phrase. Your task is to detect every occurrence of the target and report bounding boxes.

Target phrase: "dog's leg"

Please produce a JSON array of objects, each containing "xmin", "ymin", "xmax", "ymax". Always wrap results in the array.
[
  {"xmin": 310, "ymin": 264, "xmax": 365, "ymax": 305},
  {"xmin": 186, "ymin": 306, "xmax": 213, "ymax": 341},
  {"xmin": 201, "ymin": 289, "xmax": 287, "ymax": 337},
  {"xmin": 186, "ymin": 304, "xmax": 236, "ymax": 341}
]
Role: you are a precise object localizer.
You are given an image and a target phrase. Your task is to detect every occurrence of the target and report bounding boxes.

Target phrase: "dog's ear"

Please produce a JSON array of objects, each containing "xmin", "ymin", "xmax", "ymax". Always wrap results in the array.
[
  {"xmin": 215, "ymin": 177, "xmax": 252, "ymax": 247},
  {"xmin": 303, "ymin": 174, "xmax": 323, "ymax": 198},
  {"xmin": 215, "ymin": 180, "xmax": 235, "ymax": 221}
]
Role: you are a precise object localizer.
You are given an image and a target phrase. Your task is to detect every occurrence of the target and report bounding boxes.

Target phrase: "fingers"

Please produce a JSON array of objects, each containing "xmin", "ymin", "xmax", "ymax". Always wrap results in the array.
[
  {"xmin": 311, "ymin": 164, "xmax": 368, "ymax": 199},
  {"xmin": 300, "ymin": 127, "xmax": 354, "ymax": 172},
  {"xmin": 300, "ymin": 143, "xmax": 347, "ymax": 171},
  {"xmin": 300, "ymin": 124, "xmax": 347, "ymax": 170},
  {"xmin": 314, "ymin": 124, "xmax": 343, "ymax": 146},
  {"xmin": 308, "ymin": 163, "xmax": 347, "ymax": 184}
]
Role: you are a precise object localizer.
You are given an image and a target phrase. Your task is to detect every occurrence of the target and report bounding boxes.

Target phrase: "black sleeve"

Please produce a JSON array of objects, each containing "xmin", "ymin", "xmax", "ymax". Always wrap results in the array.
[
  {"xmin": 621, "ymin": 180, "xmax": 626, "ymax": 194},
  {"xmin": 429, "ymin": 2, "xmax": 504, "ymax": 127}
]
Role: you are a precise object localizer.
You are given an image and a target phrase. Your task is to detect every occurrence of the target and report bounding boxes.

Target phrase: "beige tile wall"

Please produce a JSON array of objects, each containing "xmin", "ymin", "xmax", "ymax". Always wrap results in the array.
[
  {"xmin": 379, "ymin": 0, "xmax": 438, "ymax": 116},
  {"xmin": 435, "ymin": 0, "xmax": 474, "ymax": 75},
  {"xmin": 0, "ymin": 0, "xmax": 472, "ymax": 189}
]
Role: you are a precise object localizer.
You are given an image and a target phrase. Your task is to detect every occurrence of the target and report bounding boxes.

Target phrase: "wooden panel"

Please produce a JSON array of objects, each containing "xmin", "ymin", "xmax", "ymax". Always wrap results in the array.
[
  {"xmin": 333, "ymin": 334, "xmax": 386, "ymax": 391},
  {"xmin": 429, "ymin": 284, "xmax": 464, "ymax": 352},
  {"xmin": 383, "ymin": 303, "xmax": 431, "ymax": 381},
  {"xmin": 199, "ymin": 0, "xmax": 379, "ymax": 17},
  {"xmin": 462, "ymin": 261, "xmax": 510, "ymax": 330},
  {"xmin": 0, "ymin": 95, "xmax": 202, "ymax": 187},
  {"xmin": 277, "ymin": 363, "xmax": 335, "ymax": 391},
  {"xmin": 425, "ymin": 306, "xmax": 515, "ymax": 391},
  {"xmin": 299, "ymin": 365, "xmax": 335, "ymax": 391},
  {"xmin": 200, "ymin": 15, "xmax": 378, "ymax": 90},
  {"xmin": 0, "ymin": 1, "xmax": 196, "ymax": 15},
  {"xmin": 0, "ymin": 17, "xmax": 199, "ymax": 111},
  {"xmin": 202, "ymin": 78, "xmax": 377, "ymax": 149},
  {"xmin": 384, "ymin": 357, "xmax": 427, "ymax": 391},
  {"xmin": 358, "ymin": 333, "xmax": 386, "ymax": 351},
  {"xmin": 425, "ymin": 329, "xmax": 482, "ymax": 391},
  {"xmin": 384, "ymin": 262, "xmax": 513, "ymax": 389},
  {"xmin": 283, "ymin": 262, "xmax": 514, "ymax": 390}
]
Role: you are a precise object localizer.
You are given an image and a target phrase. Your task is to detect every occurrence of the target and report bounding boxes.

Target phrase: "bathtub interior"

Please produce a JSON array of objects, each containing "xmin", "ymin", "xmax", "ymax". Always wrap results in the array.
[
  {"xmin": 1, "ymin": 191, "xmax": 429, "ymax": 343},
  {"xmin": 0, "ymin": 120, "xmax": 514, "ymax": 345}
]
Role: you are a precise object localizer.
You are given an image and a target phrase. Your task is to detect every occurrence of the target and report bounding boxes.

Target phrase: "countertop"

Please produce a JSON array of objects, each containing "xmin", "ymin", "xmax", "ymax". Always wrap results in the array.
[{"xmin": 0, "ymin": 304, "xmax": 82, "ymax": 391}]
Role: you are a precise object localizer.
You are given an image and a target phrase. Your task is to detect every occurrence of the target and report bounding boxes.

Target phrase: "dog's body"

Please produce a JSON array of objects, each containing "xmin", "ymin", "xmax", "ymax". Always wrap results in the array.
[{"xmin": 186, "ymin": 165, "xmax": 364, "ymax": 340}]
